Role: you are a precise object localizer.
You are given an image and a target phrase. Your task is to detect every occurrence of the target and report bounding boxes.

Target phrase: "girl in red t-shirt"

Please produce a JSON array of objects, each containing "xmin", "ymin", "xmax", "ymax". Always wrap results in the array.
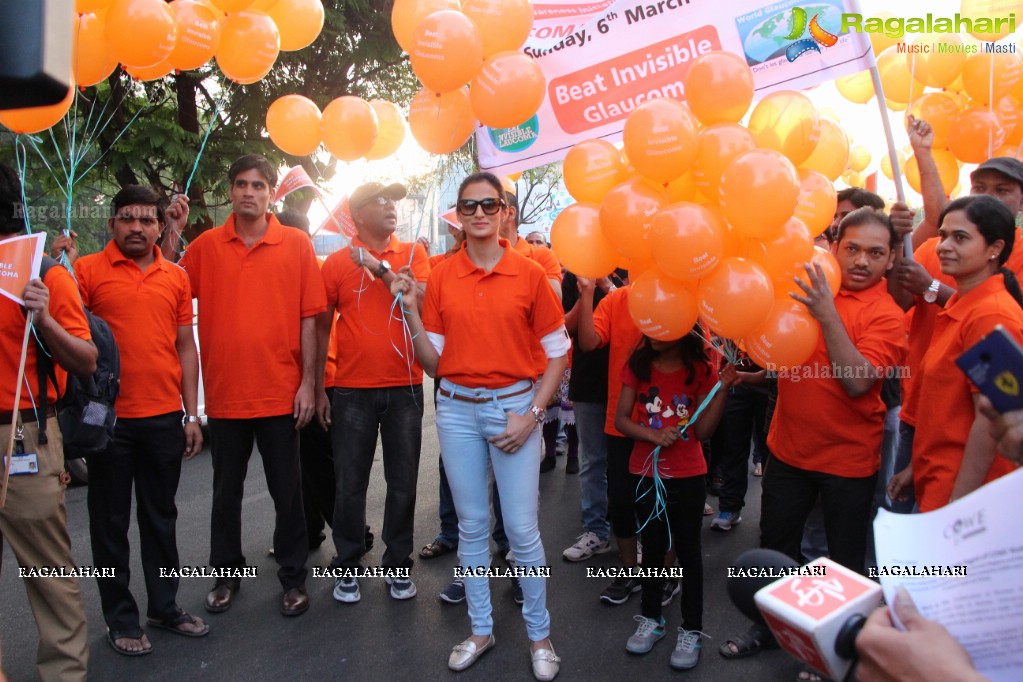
[{"xmin": 614, "ymin": 330, "xmax": 736, "ymax": 670}]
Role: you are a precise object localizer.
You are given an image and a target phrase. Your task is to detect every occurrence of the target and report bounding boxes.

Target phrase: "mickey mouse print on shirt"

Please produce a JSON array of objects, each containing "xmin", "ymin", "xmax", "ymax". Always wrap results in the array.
[{"xmin": 638, "ymin": 386, "xmax": 695, "ymax": 440}]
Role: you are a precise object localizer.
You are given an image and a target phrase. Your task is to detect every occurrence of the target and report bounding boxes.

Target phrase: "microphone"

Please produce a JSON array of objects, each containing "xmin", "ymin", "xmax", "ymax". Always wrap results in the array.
[{"xmin": 728, "ymin": 549, "xmax": 882, "ymax": 681}]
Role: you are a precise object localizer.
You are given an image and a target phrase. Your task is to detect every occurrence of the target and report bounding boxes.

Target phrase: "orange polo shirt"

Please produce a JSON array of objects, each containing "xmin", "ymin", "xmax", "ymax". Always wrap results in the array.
[
  {"xmin": 911, "ymin": 275, "xmax": 1023, "ymax": 512},
  {"xmin": 422, "ymin": 239, "xmax": 565, "ymax": 388},
  {"xmin": 1001, "ymin": 226, "xmax": 1023, "ymax": 278},
  {"xmin": 592, "ymin": 285, "xmax": 643, "ymax": 436},
  {"xmin": 513, "ymin": 237, "xmax": 563, "ymax": 283},
  {"xmin": 321, "ymin": 234, "xmax": 430, "ymax": 388},
  {"xmin": 74, "ymin": 243, "xmax": 192, "ymax": 418},
  {"xmin": 179, "ymin": 214, "xmax": 327, "ymax": 418},
  {"xmin": 768, "ymin": 280, "xmax": 908, "ymax": 478},
  {"xmin": 428, "ymin": 252, "xmax": 449, "ymax": 269},
  {"xmin": 0, "ymin": 262, "xmax": 91, "ymax": 410},
  {"xmin": 900, "ymin": 237, "xmax": 957, "ymax": 427}
]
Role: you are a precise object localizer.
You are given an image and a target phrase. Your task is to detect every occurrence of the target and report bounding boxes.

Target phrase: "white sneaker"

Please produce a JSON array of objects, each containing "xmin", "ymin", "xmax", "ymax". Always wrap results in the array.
[
  {"xmin": 333, "ymin": 577, "xmax": 360, "ymax": 603},
  {"xmin": 385, "ymin": 575, "xmax": 417, "ymax": 600},
  {"xmin": 562, "ymin": 532, "xmax": 612, "ymax": 562}
]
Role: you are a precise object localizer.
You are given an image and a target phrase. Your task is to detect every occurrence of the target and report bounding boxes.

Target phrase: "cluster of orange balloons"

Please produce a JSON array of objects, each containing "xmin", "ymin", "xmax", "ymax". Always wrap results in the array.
[
  {"xmin": 265, "ymin": 95, "xmax": 406, "ymax": 162},
  {"xmin": 550, "ymin": 50, "xmax": 843, "ymax": 369},
  {"xmin": 393, "ymin": 0, "xmax": 545, "ymax": 154}
]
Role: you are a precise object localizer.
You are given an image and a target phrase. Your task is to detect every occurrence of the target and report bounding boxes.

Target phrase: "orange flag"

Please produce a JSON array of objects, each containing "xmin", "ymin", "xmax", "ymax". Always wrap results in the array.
[
  {"xmin": 317, "ymin": 195, "xmax": 356, "ymax": 238},
  {"xmin": 439, "ymin": 206, "xmax": 461, "ymax": 231},
  {"xmin": 274, "ymin": 165, "xmax": 319, "ymax": 203},
  {"xmin": 0, "ymin": 233, "xmax": 45, "ymax": 306}
]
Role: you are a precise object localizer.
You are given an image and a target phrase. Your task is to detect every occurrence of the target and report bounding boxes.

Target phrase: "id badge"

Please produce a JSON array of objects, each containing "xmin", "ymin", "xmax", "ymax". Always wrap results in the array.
[{"xmin": 11, "ymin": 453, "xmax": 40, "ymax": 475}]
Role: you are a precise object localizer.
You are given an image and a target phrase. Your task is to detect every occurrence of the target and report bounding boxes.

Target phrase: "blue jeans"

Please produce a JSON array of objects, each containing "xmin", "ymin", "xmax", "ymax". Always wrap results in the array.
[
  {"xmin": 573, "ymin": 401, "xmax": 610, "ymax": 540},
  {"xmin": 435, "ymin": 461, "xmax": 508, "ymax": 552},
  {"xmin": 436, "ymin": 378, "xmax": 551, "ymax": 641},
  {"xmin": 330, "ymin": 385, "xmax": 424, "ymax": 569},
  {"xmin": 891, "ymin": 420, "xmax": 916, "ymax": 513}
]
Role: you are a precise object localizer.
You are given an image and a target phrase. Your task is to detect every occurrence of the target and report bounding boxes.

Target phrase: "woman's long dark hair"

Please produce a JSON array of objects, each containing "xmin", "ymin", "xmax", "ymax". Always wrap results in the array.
[
  {"xmin": 939, "ymin": 195, "xmax": 1023, "ymax": 308},
  {"xmin": 457, "ymin": 172, "xmax": 504, "ymax": 201},
  {"xmin": 628, "ymin": 328, "xmax": 708, "ymax": 384}
]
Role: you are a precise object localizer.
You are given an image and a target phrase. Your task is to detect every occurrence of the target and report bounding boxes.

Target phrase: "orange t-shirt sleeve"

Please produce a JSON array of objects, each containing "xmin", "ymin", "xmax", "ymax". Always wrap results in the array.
[
  {"xmin": 855, "ymin": 307, "xmax": 908, "ymax": 371},
  {"xmin": 592, "ymin": 295, "xmax": 612, "ymax": 347},
  {"xmin": 46, "ymin": 265, "xmax": 90, "ymax": 341},
  {"xmin": 299, "ymin": 239, "xmax": 328, "ymax": 318},
  {"xmin": 536, "ymin": 247, "xmax": 563, "ymax": 282},
  {"xmin": 179, "ymin": 243, "xmax": 200, "ymax": 297},
  {"xmin": 422, "ymin": 269, "xmax": 443, "ymax": 334},
  {"xmin": 175, "ymin": 267, "xmax": 193, "ymax": 326},
  {"xmin": 531, "ymin": 272, "xmax": 566, "ymax": 340},
  {"xmin": 321, "ymin": 251, "xmax": 342, "ymax": 310}
]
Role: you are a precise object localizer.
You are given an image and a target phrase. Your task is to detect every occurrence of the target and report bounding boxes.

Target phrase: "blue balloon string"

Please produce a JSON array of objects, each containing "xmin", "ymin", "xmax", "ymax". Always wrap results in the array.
[{"xmin": 183, "ymin": 81, "xmax": 234, "ymax": 196}]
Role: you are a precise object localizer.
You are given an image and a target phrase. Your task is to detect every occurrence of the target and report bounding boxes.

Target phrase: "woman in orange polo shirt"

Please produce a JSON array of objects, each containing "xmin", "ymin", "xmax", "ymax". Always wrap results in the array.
[
  {"xmin": 393, "ymin": 172, "xmax": 569, "ymax": 681},
  {"xmin": 891, "ymin": 195, "xmax": 1023, "ymax": 511}
]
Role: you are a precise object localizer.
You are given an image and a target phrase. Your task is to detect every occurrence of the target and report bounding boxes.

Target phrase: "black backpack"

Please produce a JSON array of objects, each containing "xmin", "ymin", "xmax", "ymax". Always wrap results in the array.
[{"xmin": 32, "ymin": 256, "xmax": 120, "ymax": 458}]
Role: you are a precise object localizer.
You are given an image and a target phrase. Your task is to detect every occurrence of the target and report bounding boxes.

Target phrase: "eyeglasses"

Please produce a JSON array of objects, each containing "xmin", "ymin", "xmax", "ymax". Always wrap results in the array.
[
  {"xmin": 358, "ymin": 195, "xmax": 394, "ymax": 209},
  {"xmin": 457, "ymin": 198, "xmax": 504, "ymax": 216}
]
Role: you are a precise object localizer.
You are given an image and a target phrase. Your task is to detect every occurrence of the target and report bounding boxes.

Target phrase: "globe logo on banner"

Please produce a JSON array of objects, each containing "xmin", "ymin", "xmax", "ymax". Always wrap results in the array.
[
  {"xmin": 488, "ymin": 115, "xmax": 540, "ymax": 153},
  {"xmin": 780, "ymin": 6, "xmax": 839, "ymax": 61}
]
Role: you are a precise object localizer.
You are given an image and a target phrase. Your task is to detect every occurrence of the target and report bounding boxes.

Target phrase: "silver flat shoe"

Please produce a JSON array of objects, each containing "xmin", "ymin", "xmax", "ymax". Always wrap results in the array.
[
  {"xmin": 531, "ymin": 644, "xmax": 561, "ymax": 681},
  {"xmin": 448, "ymin": 634, "xmax": 495, "ymax": 672}
]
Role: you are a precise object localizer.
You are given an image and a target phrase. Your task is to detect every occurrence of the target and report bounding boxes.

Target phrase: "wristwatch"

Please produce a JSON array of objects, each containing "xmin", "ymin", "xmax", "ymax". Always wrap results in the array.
[
  {"xmin": 183, "ymin": 415, "xmax": 199, "ymax": 425},
  {"xmin": 529, "ymin": 405, "xmax": 546, "ymax": 424},
  {"xmin": 923, "ymin": 278, "xmax": 941, "ymax": 303},
  {"xmin": 376, "ymin": 259, "xmax": 392, "ymax": 277}
]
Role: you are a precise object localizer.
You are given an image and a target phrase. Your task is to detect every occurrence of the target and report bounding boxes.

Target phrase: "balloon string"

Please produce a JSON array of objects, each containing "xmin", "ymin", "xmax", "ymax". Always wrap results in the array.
[
  {"xmin": 907, "ymin": 52, "xmax": 918, "ymax": 118},
  {"xmin": 184, "ymin": 80, "xmax": 235, "ymax": 196},
  {"xmin": 76, "ymin": 102, "xmax": 146, "ymax": 182},
  {"xmin": 634, "ymin": 448, "xmax": 671, "ymax": 549},
  {"xmin": 14, "ymin": 136, "xmax": 33, "ymax": 234}
]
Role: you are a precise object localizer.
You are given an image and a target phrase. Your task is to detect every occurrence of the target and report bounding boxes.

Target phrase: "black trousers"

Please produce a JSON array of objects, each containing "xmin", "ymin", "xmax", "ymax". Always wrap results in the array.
[
  {"xmin": 606, "ymin": 434, "xmax": 637, "ymax": 539},
  {"xmin": 760, "ymin": 456, "xmax": 876, "ymax": 574},
  {"xmin": 635, "ymin": 474, "xmax": 705, "ymax": 628},
  {"xmin": 711, "ymin": 384, "xmax": 773, "ymax": 513},
  {"xmin": 330, "ymin": 385, "xmax": 424, "ymax": 569},
  {"xmin": 88, "ymin": 412, "xmax": 185, "ymax": 633},
  {"xmin": 209, "ymin": 415, "xmax": 307, "ymax": 589},
  {"xmin": 300, "ymin": 389, "xmax": 336, "ymax": 541}
]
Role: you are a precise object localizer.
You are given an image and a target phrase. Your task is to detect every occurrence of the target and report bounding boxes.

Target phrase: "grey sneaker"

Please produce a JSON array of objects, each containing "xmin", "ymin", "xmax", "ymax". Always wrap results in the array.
[
  {"xmin": 600, "ymin": 576, "xmax": 641, "ymax": 605},
  {"xmin": 333, "ymin": 576, "xmax": 360, "ymax": 603},
  {"xmin": 439, "ymin": 576, "xmax": 466, "ymax": 604},
  {"xmin": 626, "ymin": 615, "xmax": 665, "ymax": 654},
  {"xmin": 661, "ymin": 578, "xmax": 681, "ymax": 607},
  {"xmin": 562, "ymin": 532, "xmax": 612, "ymax": 562},
  {"xmin": 670, "ymin": 628, "xmax": 706, "ymax": 669},
  {"xmin": 385, "ymin": 575, "xmax": 417, "ymax": 600}
]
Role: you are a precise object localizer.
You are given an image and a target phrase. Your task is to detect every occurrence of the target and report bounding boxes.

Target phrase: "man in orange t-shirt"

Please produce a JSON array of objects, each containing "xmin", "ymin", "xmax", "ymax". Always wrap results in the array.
[
  {"xmin": 317, "ymin": 181, "xmax": 430, "ymax": 603},
  {"xmin": 180, "ymin": 155, "xmax": 327, "ymax": 618},
  {"xmin": 0, "ymin": 164, "xmax": 95, "ymax": 681},
  {"xmin": 73, "ymin": 185, "xmax": 207, "ymax": 652}
]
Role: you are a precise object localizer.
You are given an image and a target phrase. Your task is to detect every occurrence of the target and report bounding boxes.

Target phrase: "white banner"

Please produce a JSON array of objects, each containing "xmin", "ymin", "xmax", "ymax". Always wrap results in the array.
[{"xmin": 478, "ymin": 0, "xmax": 874, "ymax": 174}]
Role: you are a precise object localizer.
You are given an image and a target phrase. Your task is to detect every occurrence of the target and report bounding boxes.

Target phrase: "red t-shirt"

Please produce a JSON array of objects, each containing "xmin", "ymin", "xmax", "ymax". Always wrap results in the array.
[{"xmin": 621, "ymin": 361, "xmax": 717, "ymax": 479}]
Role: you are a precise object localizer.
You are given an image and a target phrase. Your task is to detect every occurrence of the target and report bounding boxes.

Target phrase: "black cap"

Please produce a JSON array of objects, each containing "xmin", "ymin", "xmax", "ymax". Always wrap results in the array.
[
  {"xmin": 349, "ymin": 181, "xmax": 407, "ymax": 209},
  {"xmin": 970, "ymin": 157, "xmax": 1023, "ymax": 190}
]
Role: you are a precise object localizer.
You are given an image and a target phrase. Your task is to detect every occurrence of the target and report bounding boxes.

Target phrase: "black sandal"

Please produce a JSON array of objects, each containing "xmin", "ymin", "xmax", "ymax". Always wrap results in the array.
[
  {"xmin": 147, "ymin": 610, "xmax": 210, "ymax": 638},
  {"xmin": 719, "ymin": 623, "xmax": 777, "ymax": 659},
  {"xmin": 419, "ymin": 541, "xmax": 455, "ymax": 559}
]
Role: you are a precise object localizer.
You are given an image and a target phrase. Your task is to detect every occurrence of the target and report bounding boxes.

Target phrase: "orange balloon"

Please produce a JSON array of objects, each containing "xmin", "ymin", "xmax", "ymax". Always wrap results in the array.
[
  {"xmin": 77, "ymin": 0, "xmax": 113, "ymax": 12},
  {"xmin": 793, "ymin": 170, "xmax": 838, "ymax": 238},
  {"xmin": 720, "ymin": 223, "xmax": 743, "ymax": 259},
  {"xmin": 948, "ymin": 106, "xmax": 1006, "ymax": 164},
  {"xmin": 408, "ymin": 86, "xmax": 476, "ymax": 154},
  {"xmin": 650, "ymin": 202, "xmax": 725, "ymax": 281},
  {"xmin": 667, "ymin": 172, "xmax": 697, "ymax": 203},
  {"xmin": 321, "ymin": 96, "xmax": 378, "ymax": 161},
  {"xmin": 105, "ymin": 0, "xmax": 177, "ymax": 68},
  {"xmin": 909, "ymin": 91, "xmax": 960, "ymax": 149},
  {"xmin": 461, "ymin": 0, "xmax": 533, "ymax": 57},
  {"xmin": 599, "ymin": 177, "xmax": 667, "ymax": 262},
  {"xmin": 365, "ymin": 100, "xmax": 406, "ymax": 160},
  {"xmin": 743, "ymin": 298, "xmax": 820, "ymax": 370},
  {"xmin": 210, "ymin": 0, "xmax": 255, "ymax": 11},
  {"xmin": 880, "ymin": 150, "xmax": 906, "ymax": 181},
  {"xmin": 622, "ymin": 99, "xmax": 697, "ymax": 185},
  {"xmin": 835, "ymin": 70, "xmax": 874, "ymax": 104},
  {"xmin": 993, "ymin": 95, "xmax": 1019, "ymax": 141},
  {"xmin": 216, "ymin": 10, "xmax": 280, "ymax": 84},
  {"xmin": 267, "ymin": 0, "xmax": 323, "ymax": 51},
  {"xmin": 124, "ymin": 57, "xmax": 174, "ymax": 80},
  {"xmin": 74, "ymin": 13, "xmax": 118, "ymax": 87},
  {"xmin": 683, "ymin": 51, "xmax": 754, "ymax": 125},
  {"xmin": 847, "ymin": 144, "xmax": 871, "ymax": 173},
  {"xmin": 470, "ymin": 51, "xmax": 545, "ymax": 129},
  {"xmin": 798, "ymin": 119, "xmax": 850, "ymax": 182},
  {"xmin": 550, "ymin": 203, "xmax": 619, "ymax": 278},
  {"xmin": 908, "ymin": 34, "xmax": 967, "ymax": 88},
  {"xmin": 877, "ymin": 45, "xmax": 926, "ymax": 103},
  {"xmin": 563, "ymin": 139, "xmax": 628, "ymax": 204},
  {"xmin": 410, "ymin": 10, "xmax": 483, "ymax": 94},
  {"xmin": 392, "ymin": 0, "xmax": 459, "ymax": 54},
  {"xmin": 841, "ymin": 169, "xmax": 865, "ymax": 188},
  {"xmin": 746, "ymin": 216, "xmax": 814, "ymax": 281},
  {"xmin": 963, "ymin": 51, "xmax": 1022, "ymax": 105},
  {"xmin": 775, "ymin": 245, "xmax": 841, "ymax": 298},
  {"xmin": 692, "ymin": 123, "xmax": 756, "ymax": 197},
  {"xmin": 169, "ymin": 0, "xmax": 221, "ymax": 71},
  {"xmin": 697, "ymin": 258, "xmax": 774, "ymax": 339},
  {"xmin": 628, "ymin": 269, "xmax": 700, "ymax": 341},
  {"xmin": 720, "ymin": 149, "xmax": 800, "ymax": 240},
  {"xmin": 905, "ymin": 149, "xmax": 960, "ymax": 196},
  {"xmin": 747, "ymin": 91, "xmax": 821, "ymax": 166},
  {"xmin": 961, "ymin": 0, "xmax": 1021, "ymax": 40},
  {"xmin": 266, "ymin": 94, "xmax": 321, "ymax": 155},
  {"xmin": 0, "ymin": 85, "xmax": 75, "ymax": 134}
]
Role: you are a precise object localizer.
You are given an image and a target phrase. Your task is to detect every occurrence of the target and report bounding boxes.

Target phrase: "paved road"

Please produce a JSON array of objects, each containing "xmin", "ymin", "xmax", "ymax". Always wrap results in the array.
[{"xmin": 1, "ymin": 379, "xmax": 807, "ymax": 681}]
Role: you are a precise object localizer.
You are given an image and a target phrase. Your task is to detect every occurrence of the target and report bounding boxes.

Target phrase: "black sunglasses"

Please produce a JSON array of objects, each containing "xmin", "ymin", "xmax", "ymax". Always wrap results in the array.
[{"xmin": 457, "ymin": 198, "xmax": 504, "ymax": 216}]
